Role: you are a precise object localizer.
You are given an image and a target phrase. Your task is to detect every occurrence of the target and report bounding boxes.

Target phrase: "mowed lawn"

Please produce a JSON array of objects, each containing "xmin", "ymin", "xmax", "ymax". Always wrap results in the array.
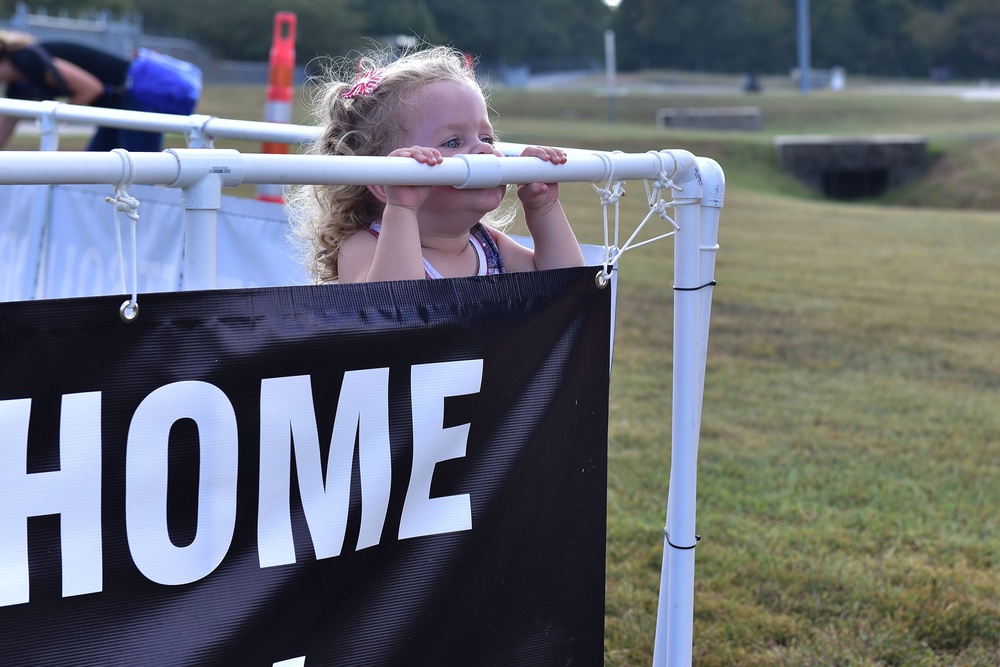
[
  {"xmin": 15, "ymin": 77, "xmax": 1000, "ymax": 665},
  {"xmin": 497, "ymin": 80, "xmax": 1000, "ymax": 665},
  {"xmin": 601, "ymin": 189, "xmax": 1000, "ymax": 665}
]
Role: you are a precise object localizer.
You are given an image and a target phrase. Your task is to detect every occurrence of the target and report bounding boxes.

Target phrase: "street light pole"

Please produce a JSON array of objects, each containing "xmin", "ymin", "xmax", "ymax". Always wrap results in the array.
[{"xmin": 797, "ymin": 0, "xmax": 811, "ymax": 95}]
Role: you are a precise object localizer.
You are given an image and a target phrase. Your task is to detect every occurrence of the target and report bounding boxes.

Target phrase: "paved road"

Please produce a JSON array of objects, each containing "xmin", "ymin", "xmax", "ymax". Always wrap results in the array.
[{"xmin": 523, "ymin": 70, "xmax": 1000, "ymax": 101}]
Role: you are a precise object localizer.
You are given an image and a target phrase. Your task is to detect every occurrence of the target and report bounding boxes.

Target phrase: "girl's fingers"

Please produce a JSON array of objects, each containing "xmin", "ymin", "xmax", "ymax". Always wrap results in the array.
[
  {"xmin": 520, "ymin": 145, "xmax": 567, "ymax": 164},
  {"xmin": 389, "ymin": 146, "xmax": 443, "ymax": 165}
]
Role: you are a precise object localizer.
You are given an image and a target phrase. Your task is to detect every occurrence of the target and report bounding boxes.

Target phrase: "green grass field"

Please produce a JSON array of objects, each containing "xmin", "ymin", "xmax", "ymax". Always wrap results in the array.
[
  {"xmin": 500, "ymin": 80, "xmax": 1000, "ymax": 665},
  {"xmin": 600, "ymin": 191, "xmax": 1000, "ymax": 666},
  {"xmin": 14, "ymin": 78, "xmax": 1000, "ymax": 665}
]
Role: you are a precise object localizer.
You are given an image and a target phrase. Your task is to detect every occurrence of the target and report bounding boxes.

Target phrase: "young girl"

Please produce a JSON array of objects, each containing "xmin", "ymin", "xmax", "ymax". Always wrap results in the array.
[{"xmin": 287, "ymin": 45, "xmax": 584, "ymax": 283}]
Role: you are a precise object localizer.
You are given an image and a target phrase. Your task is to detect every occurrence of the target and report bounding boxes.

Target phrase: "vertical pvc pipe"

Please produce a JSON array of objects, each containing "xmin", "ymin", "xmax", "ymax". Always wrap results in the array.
[
  {"xmin": 37, "ymin": 103, "xmax": 61, "ymax": 152},
  {"xmin": 695, "ymin": 158, "xmax": 725, "ymax": 406},
  {"xmin": 257, "ymin": 11, "xmax": 297, "ymax": 203},
  {"xmin": 652, "ymin": 168, "xmax": 704, "ymax": 667},
  {"xmin": 29, "ymin": 104, "xmax": 62, "ymax": 298},
  {"xmin": 180, "ymin": 174, "xmax": 221, "ymax": 290}
]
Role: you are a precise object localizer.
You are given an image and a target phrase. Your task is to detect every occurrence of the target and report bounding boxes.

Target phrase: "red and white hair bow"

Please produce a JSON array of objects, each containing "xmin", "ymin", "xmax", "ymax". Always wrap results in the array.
[{"xmin": 343, "ymin": 69, "xmax": 385, "ymax": 99}]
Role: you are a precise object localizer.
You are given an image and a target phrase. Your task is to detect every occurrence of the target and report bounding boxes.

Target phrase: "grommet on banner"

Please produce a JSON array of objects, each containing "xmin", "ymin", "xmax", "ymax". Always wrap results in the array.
[
  {"xmin": 119, "ymin": 300, "xmax": 139, "ymax": 323},
  {"xmin": 595, "ymin": 245, "xmax": 618, "ymax": 289}
]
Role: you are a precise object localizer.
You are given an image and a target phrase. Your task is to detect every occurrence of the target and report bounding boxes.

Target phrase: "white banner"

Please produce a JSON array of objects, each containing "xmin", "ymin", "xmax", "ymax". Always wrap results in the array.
[
  {"xmin": 1, "ymin": 184, "xmax": 309, "ymax": 301},
  {"xmin": 216, "ymin": 195, "xmax": 310, "ymax": 289},
  {"xmin": 0, "ymin": 185, "xmax": 46, "ymax": 302},
  {"xmin": 40, "ymin": 185, "xmax": 184, "ymax": 299}
]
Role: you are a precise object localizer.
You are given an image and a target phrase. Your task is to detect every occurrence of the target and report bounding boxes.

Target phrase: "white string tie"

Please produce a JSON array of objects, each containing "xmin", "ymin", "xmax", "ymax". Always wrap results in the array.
[
  {"xmin": 594, "ymin": 180, "xmax": 625, "ymax": 207},
  {"xmin": 652, "ymin": 172, "xmax": 682, "ymax": 194},
  {"xmin": 590, "ymin": 152, "xmax": 693, "ymax": 285},
  {"xmin": 107, "ymin": 188, "xmax": 140, "ymax": 223},
  {"xmin": 650, "ymin": 198, "xmax": 681, "ymax": 229},
  {"xmin": 590, "ymin": 152, "xmax": 624, "ymax": 288},
  {"xmin": 593, "ymin": 168, "xmax": 625, "ymax": 286},
  {"xmin": 106, "ymin": 148, "xmax": 140, "ymax": 322}
]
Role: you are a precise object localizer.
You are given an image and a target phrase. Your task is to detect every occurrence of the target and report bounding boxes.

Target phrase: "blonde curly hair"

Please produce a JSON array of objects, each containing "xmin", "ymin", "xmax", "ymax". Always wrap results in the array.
[{"xmin": 285, "ymin": 44, "xmax": 512, "ymax": 283}]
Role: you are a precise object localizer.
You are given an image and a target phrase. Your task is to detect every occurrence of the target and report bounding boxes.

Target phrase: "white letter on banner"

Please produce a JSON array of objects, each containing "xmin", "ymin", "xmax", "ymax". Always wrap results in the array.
[
  {"xmin": 126, "ymin": 381, "xmax": 238, "ymax": 586},
  {"xmin": 258, "ymin": 370, "xmax": 391, "ymax": 568},
  {"xmin": 399, "ymin": 360, "xmax": 481, "ymax": 540},
  {"xmin": 0, "ymin": 393, "xmax": 103, "ymax": 607}
]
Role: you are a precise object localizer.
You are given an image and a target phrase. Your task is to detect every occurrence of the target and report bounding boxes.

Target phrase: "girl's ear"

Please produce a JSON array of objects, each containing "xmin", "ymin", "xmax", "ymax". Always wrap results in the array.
[{"xmin": 367, "ymin": 183, "xmax": 387, "ymax": 204}]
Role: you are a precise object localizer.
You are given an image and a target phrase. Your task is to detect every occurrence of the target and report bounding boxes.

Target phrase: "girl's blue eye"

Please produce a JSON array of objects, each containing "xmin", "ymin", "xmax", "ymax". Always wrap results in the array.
[
  {"xmin": 443, "ymin": 138, "xmax": 460, "ymax": 148},
  {"xmin": 482, "ymin": 136, "xmax": 495, "ymax": 145}
]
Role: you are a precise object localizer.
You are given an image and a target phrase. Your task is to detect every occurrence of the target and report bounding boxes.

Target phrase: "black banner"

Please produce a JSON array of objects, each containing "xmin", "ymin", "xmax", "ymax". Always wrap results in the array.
[{"xmin": 0, "ymin": 267, "xmax": 610, "ymax": 666}]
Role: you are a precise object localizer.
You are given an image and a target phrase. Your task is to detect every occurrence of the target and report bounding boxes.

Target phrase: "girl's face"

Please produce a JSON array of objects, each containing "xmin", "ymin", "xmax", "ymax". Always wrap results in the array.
[{"xmin": 400, "ymin": 79, "xmax": 506, "ymax": 228}]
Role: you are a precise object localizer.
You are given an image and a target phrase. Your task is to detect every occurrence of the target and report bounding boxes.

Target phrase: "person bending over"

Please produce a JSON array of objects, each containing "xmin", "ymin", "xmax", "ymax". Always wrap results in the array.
[{"xmin": 0, "ymin": 30, "xmax": 165, "ymax": 151}]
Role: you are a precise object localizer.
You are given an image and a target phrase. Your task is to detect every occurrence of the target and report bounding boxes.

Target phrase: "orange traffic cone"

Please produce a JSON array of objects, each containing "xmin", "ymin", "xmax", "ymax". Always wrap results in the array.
[{"xmin": 257, "ymin": 11, "xmax": 297, "ymax": 203}]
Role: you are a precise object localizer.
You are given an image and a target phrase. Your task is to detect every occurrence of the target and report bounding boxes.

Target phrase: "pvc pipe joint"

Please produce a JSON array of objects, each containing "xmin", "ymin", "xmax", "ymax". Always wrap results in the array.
[
  {"xmin": 455, "ymin": 153, "xmax": 504, "ymax": 189},
  {"xmin": 185, "ymin": 115, "xmax": 218, "ymax": 149},
  {"xmin": 166, "ymin": 149, "xmax": 246, "ymax": 190}
]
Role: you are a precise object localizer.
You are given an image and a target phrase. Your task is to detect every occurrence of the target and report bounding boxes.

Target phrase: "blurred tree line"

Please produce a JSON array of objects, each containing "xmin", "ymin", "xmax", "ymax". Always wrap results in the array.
[
  {"xmin": 611, "ymin": 0, "xmax": 1000, "ymax": 79},
  {"xmin": 3, "ymin": 0, "xmax": 998, "ymax": 78}
]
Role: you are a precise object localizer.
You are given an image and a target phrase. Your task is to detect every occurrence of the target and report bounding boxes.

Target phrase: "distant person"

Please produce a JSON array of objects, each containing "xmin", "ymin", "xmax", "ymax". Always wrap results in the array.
[
  {"xmin": 287, "ymin": 44, "xmax": 584, "ymax": 283},
  {"xmin": 0, "ymin": 30, "xmax": 199, "ymax": 152},
  {"xmin": 741, "ymin": 72, "xmax": 761, "ymax": 93}
]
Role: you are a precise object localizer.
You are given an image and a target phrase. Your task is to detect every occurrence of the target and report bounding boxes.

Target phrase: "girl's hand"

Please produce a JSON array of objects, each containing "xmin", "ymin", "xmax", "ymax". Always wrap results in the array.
[
  {"xmin": 517, "ymin": 145, "xmax": 567, "ymax": 213},
  {"xmin": 384, "ymin": 145, "xmax": 443, "ymax": 210}
]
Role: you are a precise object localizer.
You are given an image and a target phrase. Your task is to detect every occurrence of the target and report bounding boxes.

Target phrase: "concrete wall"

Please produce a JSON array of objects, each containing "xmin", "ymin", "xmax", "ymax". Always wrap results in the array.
[
  {"xmin": 657, "ymin": 106, "xmax": 763, "ymax": 132},
  {"xmin": 774, "ymin": 135, "xmax": 928, "ymax": 199}
]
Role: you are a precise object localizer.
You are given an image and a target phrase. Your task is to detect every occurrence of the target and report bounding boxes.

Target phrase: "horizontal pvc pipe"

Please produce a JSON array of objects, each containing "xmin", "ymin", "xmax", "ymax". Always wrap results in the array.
[
  {"xmin": 0, "ymin": 100, "xmax": 705, "ymax": 185},
  {"xmin": 1, "ymin": 100, "xmax": 707, "ymax": 189},
  {"xmin": 237, "ymin": 149, "xmax": 700, "ymax": 187},
  {"xmin": 0, "ymin": 98, "xmax": 320, "ymax": 146},
  {"xmin": 0, "ymin": 148, "xmax": 702, "ymax": 189},
  {"xmin": 202, "ymin": 117, "xmax": 317, "ymax": 144},
  {"xmin": 0, "ymin": 151, "xmax": 181, "ymax": 185},
  {"xmin": 235, "ymin": 152, "xmax": 676, "ymax": 187}
]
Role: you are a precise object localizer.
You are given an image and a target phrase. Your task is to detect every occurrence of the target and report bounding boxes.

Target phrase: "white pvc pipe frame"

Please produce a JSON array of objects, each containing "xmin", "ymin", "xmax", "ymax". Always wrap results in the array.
[
  {"xmin": 0, "ymin": 97, "xmax": 318, "ymax": 150},
  {"xmin": 0, "ymin": 99, "xmax": 726, "ymax": 667}
]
